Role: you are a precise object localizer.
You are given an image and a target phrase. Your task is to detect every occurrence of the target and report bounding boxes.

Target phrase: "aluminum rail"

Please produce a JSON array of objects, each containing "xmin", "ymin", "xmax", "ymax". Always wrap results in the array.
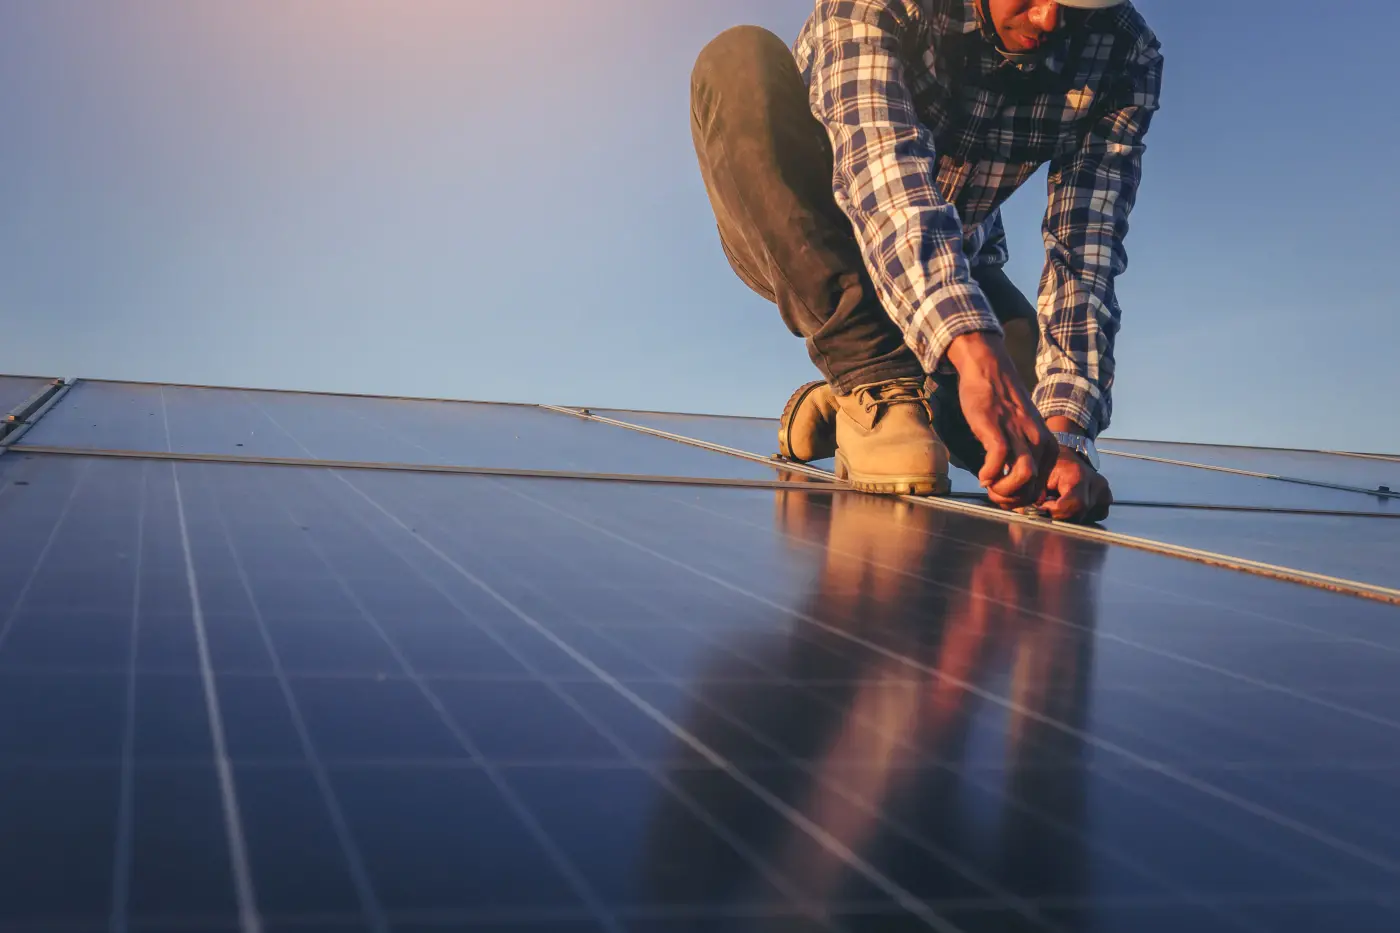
[
  {"xmin": 1100, "ymin": 447, "xmax": 1398, "ymax": 499},
  {"xmin": 10, "ymin": 445, "xmax": 835, "ymax": 492},
  {"xmin": 0, "ymin": 377, "xmax": 75, "ymax": 452},
  {"xmin": 551, "ymin": 405, "xmax": 1400, "ymax": 607}
]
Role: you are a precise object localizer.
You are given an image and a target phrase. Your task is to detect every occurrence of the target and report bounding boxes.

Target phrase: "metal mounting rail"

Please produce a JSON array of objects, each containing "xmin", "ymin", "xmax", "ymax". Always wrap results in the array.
[
  {"xmin": 543, "ymin": 405, "xmax": 1397, "ymax": 517},
  {"xmin": 0, "ymin": 377, "xmax": 75, "ymax": 453},
  {"xmin": 538, "ymin": 404, "xmax": 840, "ymax": 483},
  {"xmin": 1099, "ymin": 447, "xmax": 1398, "ymax": 499},
  {"xmin": 550, "ymin": 404, "xmax": 1400, "ymax": 607},
  {"xmin": 10, "ymin": 445, "xmax": 836, "ymax": 492},
  {"xmin": 1322, "ymin": 449, "xmax": 1400, "ymax": 463},
  {"xmin": 896, "ymin": 494, "xmax": 1400, "ymax": 606}
]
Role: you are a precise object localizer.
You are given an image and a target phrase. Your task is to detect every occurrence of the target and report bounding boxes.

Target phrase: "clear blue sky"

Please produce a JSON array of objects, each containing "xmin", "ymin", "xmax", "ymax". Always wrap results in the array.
[{"xmin": 1, "ymin": 1, "xmax": 1396, "ymax": 452}]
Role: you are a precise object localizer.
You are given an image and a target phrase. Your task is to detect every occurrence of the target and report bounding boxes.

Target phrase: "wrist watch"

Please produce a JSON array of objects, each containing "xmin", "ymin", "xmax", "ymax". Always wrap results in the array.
[{"xmin": 1052, "ymin": 431, "xmax": 1100, "ymax": 471}]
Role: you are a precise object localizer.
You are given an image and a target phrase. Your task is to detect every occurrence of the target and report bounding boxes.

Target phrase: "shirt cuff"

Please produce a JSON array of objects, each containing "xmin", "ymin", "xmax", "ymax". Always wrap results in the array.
[
  {"xmin": 910, "ymin": 282, "xmax": 1002, "ymax": 376},
  {"xmin": 1033, "ymin": 373, "xmax": 1105, "ymax": 438}
]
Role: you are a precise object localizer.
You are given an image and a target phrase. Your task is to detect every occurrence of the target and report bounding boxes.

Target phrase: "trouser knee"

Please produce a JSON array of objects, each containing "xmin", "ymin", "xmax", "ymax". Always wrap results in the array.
[{"xmin": 691, "ymin": 25, "xmax": 794, "ymax": 108}]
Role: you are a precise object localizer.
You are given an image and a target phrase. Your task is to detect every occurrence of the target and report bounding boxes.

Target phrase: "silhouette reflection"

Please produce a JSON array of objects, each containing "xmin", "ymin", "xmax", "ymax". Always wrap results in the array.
[{"xmin": 642, "ymin": 490, "xmax": 1110, "ymax": 930}]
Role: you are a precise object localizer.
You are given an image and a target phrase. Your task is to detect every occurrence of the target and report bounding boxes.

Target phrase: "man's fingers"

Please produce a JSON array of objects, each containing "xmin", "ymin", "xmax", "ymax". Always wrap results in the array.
[
  {"xmin": 988, "ymin": 443, "xmax": 1037, "ymax": 501},
  {"xmin": 978, "ymin": 437, "xmax": 1011, "ymax": 489},
  {"xmin": 986, "ymin": 486, "xmax": 1020, "ymax": 508},
  {"xmin": 1047, "ymin": 490, "xmax": 1084, "ymax": 521}
]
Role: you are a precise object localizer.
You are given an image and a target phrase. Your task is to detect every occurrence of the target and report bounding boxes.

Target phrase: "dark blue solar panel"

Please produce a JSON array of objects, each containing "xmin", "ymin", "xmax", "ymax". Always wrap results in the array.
[
  {"xmin": 2, "ymin": 450, "xmax": 1398, "ymax": 932},
  {"xmin": 13, "ymin": 382, "xmax": 813, "ymax": 483},
  {"xmin": 1101, "ymin": 507, "xmax": 1400, "ymax": 590},
  {"xmin": 593, "ymin": 409, "xmax": 785, "ymax": 455},
  {"xmin": 1102, "ymin": 439, "xmax": 1399, "ymax": 495}
]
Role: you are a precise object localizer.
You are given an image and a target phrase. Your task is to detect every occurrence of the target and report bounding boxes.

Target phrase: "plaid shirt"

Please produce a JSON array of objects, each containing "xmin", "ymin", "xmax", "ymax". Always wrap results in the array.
[{"xmin": 793, "ymin": 0, "xmax": 1163, "ymax": 437}]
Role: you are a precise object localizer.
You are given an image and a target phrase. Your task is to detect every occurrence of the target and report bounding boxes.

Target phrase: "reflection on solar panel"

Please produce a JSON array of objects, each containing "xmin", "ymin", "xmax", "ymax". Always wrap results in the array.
[{"xmin": 2, "ymin": 374, "xmax": 1398, "ymax": 933}]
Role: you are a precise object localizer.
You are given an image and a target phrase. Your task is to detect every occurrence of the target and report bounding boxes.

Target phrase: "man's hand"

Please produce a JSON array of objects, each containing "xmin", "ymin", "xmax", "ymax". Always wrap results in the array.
[
  {"xmin": 945, "ymin": 332, "xmax": 1057, "ymax": 508},
  {"xmin": 1041, "ymin": 417, "xmax": 1113, "ymax": 523}
]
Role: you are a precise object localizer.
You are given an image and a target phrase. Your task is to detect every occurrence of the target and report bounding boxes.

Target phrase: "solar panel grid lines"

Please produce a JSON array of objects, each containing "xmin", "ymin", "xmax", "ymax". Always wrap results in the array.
[
  {"xmin": 492, "ymin": 592, "xmax": 1334, "ymax": 933},
  {"xmin": 214, "ymin": 489, "xmax": 626, "ymax": 933},
  {"xmin": 498, "ymin": 501, "xmax": 1400, "ymax": 924},
  {"xmin": 485, "ymin": 482, "xmax": 1400, "ymax": 875},
  {"xmin": 0, "ymin": 456, "xmax": 1388, "ymax": 924},
  {"xmin": 338, "ymin": 487, "xmax": 1058, "ymax": 924},
  {"xmin": 638, "ymin": 486, "xmax": 1400, "ymax": 653},
  {"xmin": 17, "ymin": 380, "xmax": 796, "ymax": 484},
  {"xmin": 12, "ymin": 441, "xmax": 1400, "ymax": 600},
  {"xmin": 4, "ymin": 374, "xmax": 1400, "ymax": 931},
  {"xmin": 197, "ymin": 466, "xmax": 388, "ymax": 933},
  {"xmin": 312, "ymin": 467, "xmax": 912, "ymax": 932},
  {"xmin": 320, "ymin": 473, "xmax": 1400, "ymax": 913},
  {"xmin": 12, "ymin": 378, "xmax": 1399, "ymax": 598},
  {"xmin": 471, "ymin": 574, "xmax": 1226, "ymax": 933},
  {"xmin": 152, "ymin": 378, "xmax": 264, "ymax": 933},
  {"xmin": 110, "ymin": 459, "xmax": 149, "ymax": 933},
  {"xmin": 190, "ymin": 462, "xmax": 845, "ymax": 924},
  {"xmin": 629, "ymin": 490, "xmax": 1400, "ymax": 731}
]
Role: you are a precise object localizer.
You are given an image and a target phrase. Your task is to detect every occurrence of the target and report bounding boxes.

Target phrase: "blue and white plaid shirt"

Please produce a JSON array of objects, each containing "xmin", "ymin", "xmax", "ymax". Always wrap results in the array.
[{"xmin": 793, "ymin": 0, "xmax": 1163, "ymax": 437}]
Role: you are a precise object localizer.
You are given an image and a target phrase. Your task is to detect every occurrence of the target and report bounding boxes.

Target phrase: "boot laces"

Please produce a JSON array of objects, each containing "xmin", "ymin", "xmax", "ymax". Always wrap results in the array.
[{"xmin": 852, "ymin": 377, "xmax": 933, "ymax": 422}]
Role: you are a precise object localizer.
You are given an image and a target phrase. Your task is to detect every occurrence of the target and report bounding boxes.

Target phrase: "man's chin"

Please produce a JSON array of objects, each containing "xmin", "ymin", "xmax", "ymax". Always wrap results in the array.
[{"xmin": 1000, "ymin": 29, "xmax": 1045, "ymax": 51}]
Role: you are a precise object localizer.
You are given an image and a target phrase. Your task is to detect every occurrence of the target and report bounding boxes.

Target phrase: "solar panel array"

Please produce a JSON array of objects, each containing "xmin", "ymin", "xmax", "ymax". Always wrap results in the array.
[{"xmin": 1, "ymin": 375, "xmax": 1397, "ymax": 933}]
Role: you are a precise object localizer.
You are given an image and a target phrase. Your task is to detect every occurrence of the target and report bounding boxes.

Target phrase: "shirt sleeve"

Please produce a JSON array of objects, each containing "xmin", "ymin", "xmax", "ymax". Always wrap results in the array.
[
  {"xmin": 806, "ymin": 0, "xmax": 1001, "ymax": 375},
  {"xmin": 1032, "ymin": 27, "xmax": 1164, "ymax": 438},
  {"xmin": 969, "ymin": 209, "xmax": 1009, "ymax": 270}
]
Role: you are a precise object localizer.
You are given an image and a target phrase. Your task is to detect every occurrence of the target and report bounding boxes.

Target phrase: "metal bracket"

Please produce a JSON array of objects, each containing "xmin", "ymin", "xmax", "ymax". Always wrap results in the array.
[{"xmin": 0, "ymin": 377, "xmax": 73, "ymax": 450}]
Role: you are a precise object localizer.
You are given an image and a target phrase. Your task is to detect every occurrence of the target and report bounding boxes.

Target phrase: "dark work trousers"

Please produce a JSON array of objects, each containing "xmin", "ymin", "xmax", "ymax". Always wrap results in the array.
[{"xmin": 689, "ymin": 25, "xmax": 1037, "ymax": 472}]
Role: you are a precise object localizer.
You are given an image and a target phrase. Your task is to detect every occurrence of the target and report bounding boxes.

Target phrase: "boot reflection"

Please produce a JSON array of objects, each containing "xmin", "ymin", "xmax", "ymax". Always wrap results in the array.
[{"xmin": 645, "ymin": 489, "xmax": 1109, "ymax": 929}]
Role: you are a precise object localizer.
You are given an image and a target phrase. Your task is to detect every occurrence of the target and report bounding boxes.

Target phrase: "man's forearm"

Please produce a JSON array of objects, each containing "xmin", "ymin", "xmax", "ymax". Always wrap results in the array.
[{"xmin": 948, "ymin": 336, "xmax": 1090, "ymax": 442}]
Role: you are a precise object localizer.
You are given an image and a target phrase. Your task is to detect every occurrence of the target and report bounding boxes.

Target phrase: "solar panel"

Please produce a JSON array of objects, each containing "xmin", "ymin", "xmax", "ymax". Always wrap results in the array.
[
  {"xmin": 1101, "ymin": 439, "xmax": 1399, "ymax": 495},
  {"xmin": 14, "ymin": 381, "xmax": 814, "ymax": 484},
  {"xmin": 1102, "ymin": 506, "xmax": 1400, "ymax": 590},
  {"xmin": 2, "ymin": 435, "xmax": 1398, "ymax": 932}
]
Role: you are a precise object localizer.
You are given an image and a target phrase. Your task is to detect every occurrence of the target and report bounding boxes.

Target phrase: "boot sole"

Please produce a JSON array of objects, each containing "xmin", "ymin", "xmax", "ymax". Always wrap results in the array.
[
  {"xmin": 777, "ymin": 380, "xmax": 833, "ymax": 461},
  {"xmin": 835, "ymin": 451, "xmax": 951, "ymax": 497}
]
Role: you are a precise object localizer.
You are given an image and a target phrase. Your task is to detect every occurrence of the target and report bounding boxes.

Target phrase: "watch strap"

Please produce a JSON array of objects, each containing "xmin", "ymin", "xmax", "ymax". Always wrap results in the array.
[{"xmin": 1052, "ymin": 431, "xmax": 1099, "ymax": 471}]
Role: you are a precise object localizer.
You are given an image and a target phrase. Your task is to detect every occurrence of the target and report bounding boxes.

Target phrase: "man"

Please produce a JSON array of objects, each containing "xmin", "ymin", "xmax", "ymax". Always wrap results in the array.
[{"xmin": 690, "ymin": 0, "xmax": 1162, "ymax": 523}]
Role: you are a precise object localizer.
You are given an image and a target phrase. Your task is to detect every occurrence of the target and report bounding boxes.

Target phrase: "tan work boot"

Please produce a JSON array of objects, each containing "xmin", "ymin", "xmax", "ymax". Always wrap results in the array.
[
  {"xmin": 778, "ymin": 380, "xmax": 840, "ymax": 462},
  {"xmin": 780, "ymin": 377, "xmax": 949, "ymax": 495},
  {"xmin": 832, "ymin": 378, "xmax": 949, "ymax": 496}
]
